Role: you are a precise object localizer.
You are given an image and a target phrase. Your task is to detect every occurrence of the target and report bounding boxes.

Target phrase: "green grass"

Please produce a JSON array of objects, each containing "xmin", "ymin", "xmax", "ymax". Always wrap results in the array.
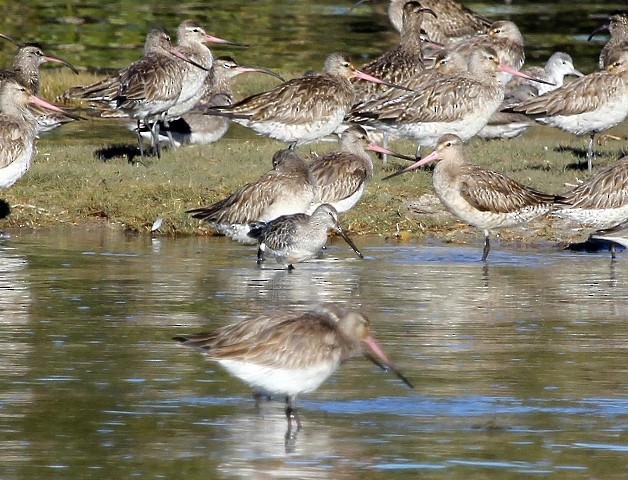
[{"xmin": 3, "ymin": 71, "xmax": 627, "ymax": 248}]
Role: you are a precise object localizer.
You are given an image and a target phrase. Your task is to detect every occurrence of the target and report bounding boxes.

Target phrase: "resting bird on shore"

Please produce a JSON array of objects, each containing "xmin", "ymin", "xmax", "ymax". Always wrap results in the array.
[
  {"xmin": 553, "ymin": 156, "xmax": 628, "ymax": 232},
  {"xmin": 187, "ymin": 149, "xmax": 316, "ymax": 243},
  {"xmin": 588, "ymin": 10, "xmax": 628, "ymax": 69},
  {"xmin": 505, "ymin": 52, "xmax": 584, "ymax": 96},
  {"xmin": 0, "ymin": 79, "xmax": 77, "ymax": 189},
  {"xmin": 352, "ymin": 1, "xmax": 435, "ymax": 104},
  {"xmin": 204, "ymin": 52, "xmax": 404, "ymax": 147},
  {"xmin": 446, "ymin": 20, "xmax": 526, "ymax": 85},
  {"xmin": 350, "ymin": 46, "xmax": 551, "ymax": 152},
  {"xmin": 513, "ymin": 50, "xmax": 628, "ymax": 171},
  {"xmin": 383, "ymin": 134, "xmax": 560, "ymax": 261},
  {"xmin": 387, "ymin": 0, "xmax": 491, "ymax": 45},
  {"xmin": 307, "ymin": 125, "xmax": 414, "ymax": 214},
  {"xmin": 0, "ymin": 33, "xmax": 78, "ymax": 133},
  {"xmin": 136, "ymin": 56, "xmax": 283, "ymax": 147}
]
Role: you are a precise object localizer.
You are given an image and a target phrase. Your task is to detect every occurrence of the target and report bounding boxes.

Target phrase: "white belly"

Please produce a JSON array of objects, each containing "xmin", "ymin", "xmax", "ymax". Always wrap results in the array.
[{"xmin": 218, "ymin": 358, "xmax": 339, "ymax": 396}]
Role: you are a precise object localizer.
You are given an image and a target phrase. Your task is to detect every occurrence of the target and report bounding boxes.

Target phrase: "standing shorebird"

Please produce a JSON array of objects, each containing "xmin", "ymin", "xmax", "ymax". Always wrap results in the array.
[
  {"xmin": 383, "ymin": 134, "xmax": 559, "ymax": 261},
  {"xmin": 588, "ymin": 10, "xmax": 628, "ymax": 69},
  {"xmin": 187, "ymin": 149, "xmax": 316, "ymax": 243},
  {"xmin": 248, "ymin": 204, "xmax": 363, "ymax": 270},
  {"xmin": 141, "ymin": 56, "xmax": 283, "ymax": 146},
  {"xmin": 448, "ymin": 20, "xmax": 526, "ymax": 85},
  {"xmin": 513, "ymin": 50, "xmax": 628, "ymax": 171},
  {"xmin": 173, "ymin": 305, "xmax": 413, "ymax": 431},
  {"xmin": 204, "ymin": 52, "xmax": 404, "ymax": 147},
  {"xmin": 159, "ymin": 20, "xmax": 241, "ymax": 130},
  {"xmin": 0, "ymin": 79, "xmax": 77, "ymax": 189},
  {"xmin": 479, "ymin": 53, "xmax": 583, "ymax": 140},
  {"xmin": 352, "ymin": 2, "xmax": 435, "ymax": 104},
  {"xmin": 552, "ymin": 155, "xmax": 628, "ymax": 232},
  {"xmin": 307, "ymin": 125, "xmax": 413, "ymax": 214},
  {"xmin": 350, "ymin": 46, "xmax": 550, "ymax": 152},
  {"xmin": 387, "ymin": 0, "xmax": 491, "ymax": 45}
]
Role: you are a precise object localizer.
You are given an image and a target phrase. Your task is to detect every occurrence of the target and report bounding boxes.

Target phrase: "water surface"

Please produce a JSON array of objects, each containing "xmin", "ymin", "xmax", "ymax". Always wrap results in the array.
[{"xmin": 0, "ymin": 228, "xmax": 625, "ymax": 479}]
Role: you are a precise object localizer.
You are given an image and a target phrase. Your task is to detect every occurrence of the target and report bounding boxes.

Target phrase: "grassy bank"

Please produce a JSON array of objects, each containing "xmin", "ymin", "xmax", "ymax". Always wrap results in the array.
[{"xmin": 3, "ymin": 71, "xmax": 627, "ymax": 249}]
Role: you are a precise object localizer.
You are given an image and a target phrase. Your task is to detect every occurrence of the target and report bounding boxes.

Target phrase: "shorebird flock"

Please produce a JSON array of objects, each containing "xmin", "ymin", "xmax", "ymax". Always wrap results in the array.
[{"xmin": 0, "ymin": 1, "xmax": 627, "ymax": 430}]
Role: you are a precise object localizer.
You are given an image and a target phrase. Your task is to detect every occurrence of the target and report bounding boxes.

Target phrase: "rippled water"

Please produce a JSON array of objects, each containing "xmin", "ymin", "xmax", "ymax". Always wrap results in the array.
[
  {"xmin": 0, "ymin": 228, "xmax": 625, "ymax": 479},
  {"xmin": 0, "ymin": 0, "xmax": 625, "ymax": 73}
]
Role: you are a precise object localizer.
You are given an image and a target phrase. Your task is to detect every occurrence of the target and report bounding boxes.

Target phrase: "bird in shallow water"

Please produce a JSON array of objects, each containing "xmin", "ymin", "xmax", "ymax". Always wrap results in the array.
[
  {"xmin": 248, "ymin": 204, "xmax": 363, "ymax": 270},
  {"xmin": 173, "ymin": 304, "xmax": 413, "ymax": 431},
  {"xmin": 383, "ymin": 134, "xmax": 560, "ymax": 261}
]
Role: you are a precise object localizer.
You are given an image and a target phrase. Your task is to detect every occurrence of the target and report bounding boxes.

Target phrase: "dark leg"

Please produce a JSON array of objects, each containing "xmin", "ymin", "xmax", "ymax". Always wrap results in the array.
[
  {"xmin": 288, "ymin": 142, "xmax": 297, "ymax": 151},
  {"xmin": 256, "ymin": 241, "xmax": 265, "ymax": 264},
  {"xmin": 285, "ymin": 396, "xmax": 302, "ymax": 431},
  {"xmin": 287, "ymin": 264, "xmax": 295, "ymax": 272},
  {"xmin": 162, "ymin": 117, "xmax": 176, "ymax": 149},
  {"xmin": 481, "ymin": 231, "xmax": 491, "ymax": 262},
  {"xmin": 611, "ymin": 243, "xmax": 616, "ymax": 260}
]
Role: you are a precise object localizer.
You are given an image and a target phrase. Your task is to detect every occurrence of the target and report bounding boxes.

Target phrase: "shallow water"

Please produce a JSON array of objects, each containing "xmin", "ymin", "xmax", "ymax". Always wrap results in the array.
[{"xmin": 0, "ymin": 228, "xmax": 625, "ymax": 479}]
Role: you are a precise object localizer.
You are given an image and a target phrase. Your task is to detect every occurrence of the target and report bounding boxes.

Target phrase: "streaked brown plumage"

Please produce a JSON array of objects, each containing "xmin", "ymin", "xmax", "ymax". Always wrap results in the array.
[
  {"xmin": 249, "ymin": 204, "xmax": 363, "ymax": 269},
  {"xmin": 0, "ymin": 79, "xmax": 73, "ymax": 189},
  {"xmin": 553, "ymin": 156, "xmax": 628, "ymax": 230},
  {"xmin": 187, "ymin": 149, "xmax": 315, "ymax": 243},
  {"xmin": 448, "ymin": 20, "xmax": 525, "ymax": 85},
  {"xmin": 140, "ymin": 56, "xmax": 283, "ymax": 146},
  {"xmin": 384, "ymin": 134, "xmax": 560, "ymax": 261},
  {"xmin": 173, "ymin": 305, "xmax": 412, "ymax": 430},
  {"xmin": 307, "ymin": 125, "xmax": 411, "ymax": 213},
  {"xmin": 589, "ymin": 10, "xmax": 628, "ymax": 69},
  {"xmin": 513, "ymin": 50, "xmax": 628, "ymax": 171},
  {"xmin": 204, "ymin": 52, "xmax": 391, "ymax": 146},
  {"xmin": 352, "ymin": 1, "xmax": 431, "ymax": 104},
  {"xmin": 348, "ymin": 49, "xmax": 467, "ymax": 121},
  {"xmin": 350, "ymin": 46, "xmax": 538, "ymax": 149},
  {"xmin": 387, "ymin": 0, "xmax": 491, "ymax": 45}
]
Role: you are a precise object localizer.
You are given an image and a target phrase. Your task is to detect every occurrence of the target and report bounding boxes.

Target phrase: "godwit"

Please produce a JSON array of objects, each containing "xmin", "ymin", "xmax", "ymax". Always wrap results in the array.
[
  {"xmin": 114, "ymin": 21, "xmax": 237, "ymax": 157},
  {"xmin": 307, "ymin": 125, "xmax": 413, "ymax": 213},
  {"xmin": 0, "ymin": 34, "xmax": 79, "ymax": 133},
  {"xmin": 352, "ymin": 2, "xmax": 435, "ymax": 104},
  {"xmin": 387, "ymin": 0, "xmax": 491, "ymax": 45},
  {"xmin": 350, "ymin": 46, "xmax": 549, "ymax": 151},
  {"xmin": 187, "ymin": 149, "xmax": 316, "ymax": 243},
  {"xmin": 140, "ymin": 56, "xmax": 283, "ymax": 146},
  {"xmin": 0, "ymin": 35, "xmax": 78, "ymax": 93},
  {"xmin": 349, "ymin": 49, "xmax": 467, "ymax": 121},
  {"xmin": 513, "ymin": 50, "xmax": 628, "ymax": 171},
  {"xmin": 448, "ymin": 20, "xmax": 526, "ymax": 85},
  {"xmin": 383, "ymin": 134, "xmax": 559, "ymax": 261},
  {"xmin": 61, "ymin": 26, "xmax": 175, "ymax": 105},
  {"xmin": 588, "ymin": 10, "xmax": 628, "ymax": 69},
  {"xmin": 0, "ymin": 79, "xmax": 77, "ymax": 189},
  {"xmin": 248, "ymin": 204, "xmax": 363, "ymax": 270},
  {"xmin": 160, "ymin": 20, "xmax": 241, "ymax": 129},
  {"xmin": 204, "ymin": 52, "xmax": 403, "ymax": 147},
  {"xmin": 505, "ymin": 52, "xmax": 584, "ymax": 96},
  {"xmin": 173, "ymin": 305, "xmax": 413, "ymax": 430},
  {"xmin": 552, "ymin": 155, "xmax": 628, "ymax": 231}
]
